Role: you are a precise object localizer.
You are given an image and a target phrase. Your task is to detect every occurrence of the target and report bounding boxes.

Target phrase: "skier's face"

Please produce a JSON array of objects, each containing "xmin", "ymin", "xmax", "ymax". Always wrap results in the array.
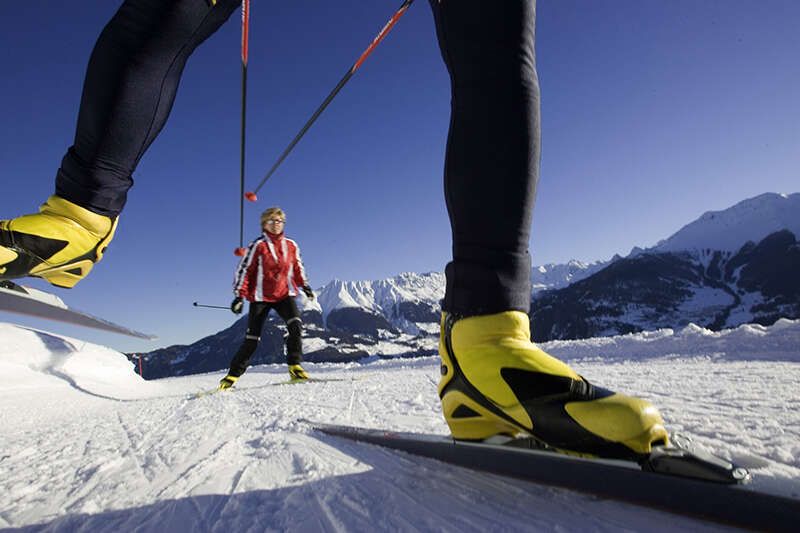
[{"xmin": 263, "ymin": 218, "xmax": 285, "ymax": 235}]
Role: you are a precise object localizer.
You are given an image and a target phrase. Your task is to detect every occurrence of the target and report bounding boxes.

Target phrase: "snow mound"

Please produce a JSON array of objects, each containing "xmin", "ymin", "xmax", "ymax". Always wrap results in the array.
[
  {"xmin": 543, "ymin": 318, "xmax": 800, "ymax": 362},
  {"xmin": 2, "ymin": 316, "xmax": 797, "ymax": 402},
  {"xmin": 0, "ymin": 323, "xmax": 165, "ymax": 400}
]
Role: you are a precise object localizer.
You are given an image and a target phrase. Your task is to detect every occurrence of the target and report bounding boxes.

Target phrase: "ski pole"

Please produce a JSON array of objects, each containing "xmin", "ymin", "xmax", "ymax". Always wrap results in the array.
[
  {"xmin": 193, "ymin": 302, "xmax": 230, "ymax": 310},
  {"xmin": 236, "ymin": 0, "xmax": 251, "ymax": 257},
  {"xmin": 244, "ymin": 0, "xmax": 415, "ymax": 202}
]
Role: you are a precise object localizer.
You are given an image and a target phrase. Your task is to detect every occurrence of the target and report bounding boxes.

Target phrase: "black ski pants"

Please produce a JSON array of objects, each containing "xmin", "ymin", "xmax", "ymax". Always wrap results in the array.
[
  {"xmin": 228, "ymin": 297, "xmax": 303, "ymax": 378},
  {"xmin": 55, "ymin": 0, "xmax": 241, "ymax": 216},
  {"xmin": 56, "ymin": 0, "xmax": 540, "ymax": 316}
]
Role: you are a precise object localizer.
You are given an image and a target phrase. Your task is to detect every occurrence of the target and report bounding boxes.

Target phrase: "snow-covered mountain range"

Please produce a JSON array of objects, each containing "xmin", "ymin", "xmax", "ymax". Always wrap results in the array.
[
  {"xmin": 531, "ymin": 193, "xmax": 800, "ymax": 341},
  {"xmin": 652, "ymin": 192, "xmax": 800, "ymax": 254},
  {"xmin": 141, "ymin": 192, "xmax": 799, "ymax": 378},
  {"xmin": 531, "ymin": 259, "xmax": 611, "ymax": 291},
  {"xmin": 314, "ymin": 272, "xmax": 444, "ymax": 336}
]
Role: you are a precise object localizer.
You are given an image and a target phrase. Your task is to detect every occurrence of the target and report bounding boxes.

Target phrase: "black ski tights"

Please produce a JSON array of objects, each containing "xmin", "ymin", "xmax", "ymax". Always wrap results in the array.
[
  {"xmin": 431, "ymin": 0, "xmax": 540, "ymax": 316},
  {"xmin": 55, "ymin": 0, "xmax": 240, "ymax": 217}
]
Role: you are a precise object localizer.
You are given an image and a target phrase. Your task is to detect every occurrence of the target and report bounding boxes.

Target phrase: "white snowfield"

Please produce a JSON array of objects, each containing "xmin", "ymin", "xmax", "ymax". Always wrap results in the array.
[{"xmin": 1, "ymin": 321, "xmax": 799, "ymax": 532}]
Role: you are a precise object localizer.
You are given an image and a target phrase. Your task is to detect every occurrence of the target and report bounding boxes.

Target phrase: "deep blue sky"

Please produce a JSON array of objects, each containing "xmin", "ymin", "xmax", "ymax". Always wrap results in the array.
[{"xmin": 1, "ymin": 0, "xmax": 798, "ymax": 354}]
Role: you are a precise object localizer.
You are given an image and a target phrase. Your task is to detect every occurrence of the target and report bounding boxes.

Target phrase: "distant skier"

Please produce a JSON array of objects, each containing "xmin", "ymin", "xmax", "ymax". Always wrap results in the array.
[
  {"xmin": 219, "ymin": 207, "xmax": 315, "ymax": 389},
  {"xmin": 0, "ymin": 0, "xmax": 669, "ymax": 458}
]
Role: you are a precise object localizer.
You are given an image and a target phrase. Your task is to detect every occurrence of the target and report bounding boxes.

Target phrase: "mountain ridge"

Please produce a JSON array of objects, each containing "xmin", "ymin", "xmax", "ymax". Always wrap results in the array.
[{"xmin": 140, "ymin": 191, "xmax": 800, "ymax": 378}]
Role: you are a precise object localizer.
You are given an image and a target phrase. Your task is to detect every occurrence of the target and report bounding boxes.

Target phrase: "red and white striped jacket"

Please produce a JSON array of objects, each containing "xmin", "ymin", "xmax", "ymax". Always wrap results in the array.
[{"xmin": 233, "ymin": 232, "xmax": 309, "ymax": 302}]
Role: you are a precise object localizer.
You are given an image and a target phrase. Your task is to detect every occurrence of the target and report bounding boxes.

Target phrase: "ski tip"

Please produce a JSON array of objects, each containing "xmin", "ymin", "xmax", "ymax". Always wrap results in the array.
[{"xmin": 113, "ymin": 328, "xmax": 158, "ymax": 341}]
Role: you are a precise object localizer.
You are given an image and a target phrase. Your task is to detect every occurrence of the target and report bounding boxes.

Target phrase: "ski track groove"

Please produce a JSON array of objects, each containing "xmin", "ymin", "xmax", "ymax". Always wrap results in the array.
[
  {"xmin": 346, "ymin": 385, "xmax": 357, "ymax": 422},
  {"xmin": 306, "ymin": 481, "xmax": 345, "ymax": 533},
  {"xmin": 229, "ymin": 464, "xmax": 249, "ymax": 495},
  {"xmin": 114, "ymin": 411, "xmax": 153, "ymax": 486}
]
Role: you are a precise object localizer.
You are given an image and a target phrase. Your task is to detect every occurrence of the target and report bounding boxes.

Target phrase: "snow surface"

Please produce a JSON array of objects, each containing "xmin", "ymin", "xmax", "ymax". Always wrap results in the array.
[{"xmin": 1, "ymin": 320, "xmax": 799, "ymax": 531}]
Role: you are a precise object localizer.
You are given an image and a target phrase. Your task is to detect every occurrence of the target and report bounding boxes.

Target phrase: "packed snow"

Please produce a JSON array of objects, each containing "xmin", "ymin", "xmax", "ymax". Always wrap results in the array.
[{"xmin": 1, "ymin": 320, "xmax": 799, "ymax": 532}]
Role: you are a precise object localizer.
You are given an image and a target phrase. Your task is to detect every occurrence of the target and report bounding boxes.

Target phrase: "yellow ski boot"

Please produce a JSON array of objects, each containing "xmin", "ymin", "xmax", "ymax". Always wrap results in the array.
[
  {"xmin": 218, "ymin": 374, "xmax": 239, "ymax": 390},
  {"xmin": 0, "ymin": 196, "xmax": 118, "ymax": 288},
  {"xmin": 288, "ymin": 364, "xmax": 309, "ymax": 381},
  {"xmin": 438, "ymin": 311, "xmax": 669, "ymax": 459}
]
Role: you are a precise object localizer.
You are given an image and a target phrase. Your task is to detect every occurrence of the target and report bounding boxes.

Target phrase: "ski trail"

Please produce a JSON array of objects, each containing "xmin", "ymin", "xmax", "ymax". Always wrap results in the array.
[{"xmin": 1, "ymin": 360, "xmax": 798, "ymax": 530}]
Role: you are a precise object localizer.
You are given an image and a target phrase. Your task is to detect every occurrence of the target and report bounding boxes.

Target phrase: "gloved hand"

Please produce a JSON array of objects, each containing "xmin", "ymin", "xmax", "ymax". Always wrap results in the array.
[
  {"xmin": 231, "ymin": 296, "xmax": 244, "ymax": 314},
  {"xmin": 302, "ymin": 285, "xmax": 315, "ymax": 300}
]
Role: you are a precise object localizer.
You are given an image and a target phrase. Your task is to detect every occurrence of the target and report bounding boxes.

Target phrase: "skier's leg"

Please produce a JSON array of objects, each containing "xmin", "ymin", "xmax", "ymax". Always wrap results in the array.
[
  {"xmin": 275, "ymin": 297, "xmax": 308, "ymax": 379},
  {"xmin": 430, "ymin": 0, "xmax": 668, "ymax": 458},
  {"xmin": 0, "ymin": 0, "xmax": 240, "ymax": 288},
  {"xmin": 58, "ymin": 0, "xmax": 240, "ymax": 216},
  {"xmin": 226, "ymin": 302, "xmax": 269, "ymax": 379},
  {"xmin": 433, "ymin": 0, "xmax": 538, "ymax": 316}
]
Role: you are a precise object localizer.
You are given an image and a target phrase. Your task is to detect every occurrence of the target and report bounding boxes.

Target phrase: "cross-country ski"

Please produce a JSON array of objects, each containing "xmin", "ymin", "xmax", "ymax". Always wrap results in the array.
[{"xmin": 0, "ymin": 281, "xmax": 155, "ymax": 339}]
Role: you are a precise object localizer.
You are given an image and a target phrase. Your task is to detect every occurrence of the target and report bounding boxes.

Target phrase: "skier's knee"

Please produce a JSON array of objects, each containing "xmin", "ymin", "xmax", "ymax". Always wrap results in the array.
[
  {"xmin": 286, "ymin": 317, "xmax": 302, "ymax": 338},
  {"xmin": 241, "ymin": 335, "xmax": 260, "ymax": 353}
]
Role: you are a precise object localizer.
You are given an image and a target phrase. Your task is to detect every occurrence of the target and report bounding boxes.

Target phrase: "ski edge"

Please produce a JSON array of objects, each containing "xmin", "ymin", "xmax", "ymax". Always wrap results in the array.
[{"xmin": 303, "ymin": 420, "xmax": 800, "ymax": 532}]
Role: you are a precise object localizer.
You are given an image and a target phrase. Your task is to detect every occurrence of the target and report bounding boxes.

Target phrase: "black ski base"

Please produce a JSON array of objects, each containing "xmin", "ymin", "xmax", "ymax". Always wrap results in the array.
[{"xmin": 305, "ymin": 421, "xmax": 800, "ymax": 532}]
